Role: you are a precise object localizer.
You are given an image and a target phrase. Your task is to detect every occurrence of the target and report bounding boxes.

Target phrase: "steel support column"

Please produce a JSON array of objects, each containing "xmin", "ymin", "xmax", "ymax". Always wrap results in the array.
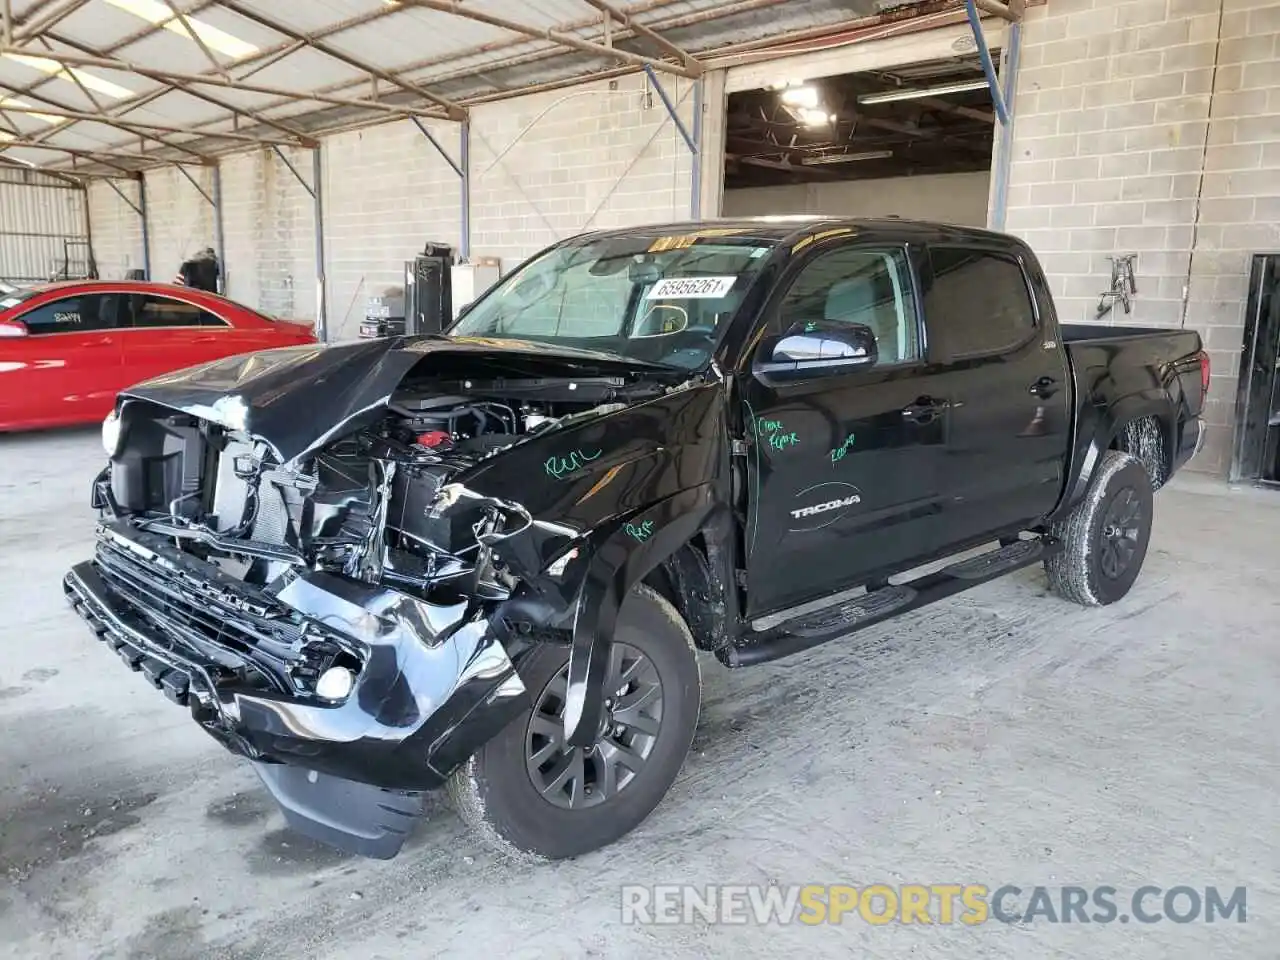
[
  {"xmin": 312, "ymin": 147, "xmax": 327, "ymax": 342},
  {"xmin": 642, "ymin": 65, "xmax": 701, "ymax": 220},
  {"xmin": 990, "ymin": 19, "xmax": 1022, "ymax": 231},
  {"xmin": 691, "ymin": 76, "xmax": 704, "ymax": 220},
  {"xmin": 963, "ymin": 0, "xmax": 1009, "ymax": 127},
  {"xmin": 139, "ymin": 175, "xmax": 151, "ymax": 280},
  {"xmin": 211, "ymin": 164, "xmax": 225, "ymax": 294},
  {"xmin": 412, "ymin": 117, "xmax": 470, "ymax": 261},
  {"xmin": 80, "ymin": 180, "xmax": 96, "ymax": 278},
  {"xmin": 964, "ymin": 0, "xmax": 1022, "ymax": 231},
  {"xmin": 460, "ymin": 119, "xmax": 471, "ymax": 261}
]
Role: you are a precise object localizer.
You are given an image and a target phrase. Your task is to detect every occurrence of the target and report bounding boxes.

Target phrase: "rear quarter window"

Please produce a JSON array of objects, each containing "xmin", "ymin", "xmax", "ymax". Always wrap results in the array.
[{"xmin": 125, "ymin": 295, "xmax": 226, "ymax": 328}]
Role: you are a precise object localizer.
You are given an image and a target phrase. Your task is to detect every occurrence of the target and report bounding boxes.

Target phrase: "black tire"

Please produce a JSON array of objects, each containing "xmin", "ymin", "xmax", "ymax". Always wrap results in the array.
[
  {"xmin": 447, "ymin": 584, "xmax": 701, "ymax": 859},
  {"xmin": 1045, "ymin": 449, "xmax": 1154, "ymax": 606}
]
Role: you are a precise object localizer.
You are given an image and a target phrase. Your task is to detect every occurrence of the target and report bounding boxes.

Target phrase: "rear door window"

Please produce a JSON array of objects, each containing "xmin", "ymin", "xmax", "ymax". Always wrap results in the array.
[{"xmin": 925, "ymin": 248, "xmax": 1037, "ymax": 360}]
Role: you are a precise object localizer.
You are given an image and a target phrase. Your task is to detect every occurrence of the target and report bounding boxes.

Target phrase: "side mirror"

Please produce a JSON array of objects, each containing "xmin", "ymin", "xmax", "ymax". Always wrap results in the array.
[
  {"xmin": 755, "ymin": 320, "xmax": 877, "ymax": 380},
  {"xmin": 0, "ymin": 321, "xmax": 28, "ymax": 339}
]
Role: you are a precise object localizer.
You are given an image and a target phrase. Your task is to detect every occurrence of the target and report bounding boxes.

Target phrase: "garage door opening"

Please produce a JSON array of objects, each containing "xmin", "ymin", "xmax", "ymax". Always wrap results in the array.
[{"xmin": 722, "ymin": 54, "xmax": 997, "ymax": 227}]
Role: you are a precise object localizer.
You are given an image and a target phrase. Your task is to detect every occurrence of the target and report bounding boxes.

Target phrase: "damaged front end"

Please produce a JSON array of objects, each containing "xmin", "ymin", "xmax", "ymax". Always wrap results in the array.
[{"xmin": 64, "ymin": 338, "xmax": 722, "ymax": 858}]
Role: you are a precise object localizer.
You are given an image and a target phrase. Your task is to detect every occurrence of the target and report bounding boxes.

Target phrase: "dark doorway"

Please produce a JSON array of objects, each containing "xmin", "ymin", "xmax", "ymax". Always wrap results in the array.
[
  {"xmin": 1232, "ymin": 254, "xmax": 1280, "ymax": 485},
  {"xmin": 721, "ymin": 54, "xmax": 997, "ymax": 226},
  {"xmin": 723, "ymin": 54, "xmax": 997, "ymax": 191}
]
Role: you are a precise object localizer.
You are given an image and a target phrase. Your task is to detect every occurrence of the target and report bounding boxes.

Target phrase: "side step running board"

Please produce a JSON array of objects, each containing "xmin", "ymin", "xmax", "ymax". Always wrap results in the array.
[
  {"xmin": 790, "ymin": 585, "xmax": 917, "ymax": 638},
  {"xmin": 723, "ymin": 535, "xmax": 1060, "ymax": 668}
]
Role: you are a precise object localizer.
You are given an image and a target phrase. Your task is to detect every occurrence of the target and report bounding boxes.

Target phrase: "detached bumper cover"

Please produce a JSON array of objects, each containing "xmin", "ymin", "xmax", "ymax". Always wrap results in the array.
[{"xmin": 64, "ymin": 522, "xmax": 529, "ymax": 858}]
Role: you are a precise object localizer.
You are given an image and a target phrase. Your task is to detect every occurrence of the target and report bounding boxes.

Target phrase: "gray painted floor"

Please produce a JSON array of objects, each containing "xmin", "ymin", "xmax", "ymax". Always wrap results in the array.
[{"xmin": 2, "ymin": 428, "xmax": 1276, "ymax": 959}]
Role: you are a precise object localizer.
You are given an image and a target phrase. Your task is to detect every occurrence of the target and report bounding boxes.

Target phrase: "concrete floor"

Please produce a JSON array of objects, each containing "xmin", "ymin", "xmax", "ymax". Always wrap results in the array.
[{"xmin": 1, "ymin": 427, "xmax": 1277, "ymax": 960}]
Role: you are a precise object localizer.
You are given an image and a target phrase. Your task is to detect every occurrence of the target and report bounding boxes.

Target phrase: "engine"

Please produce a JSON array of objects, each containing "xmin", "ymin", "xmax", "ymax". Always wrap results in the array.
[{"xmin": 104, "ymin": 389, "xmax": 612, "ymax": 600}]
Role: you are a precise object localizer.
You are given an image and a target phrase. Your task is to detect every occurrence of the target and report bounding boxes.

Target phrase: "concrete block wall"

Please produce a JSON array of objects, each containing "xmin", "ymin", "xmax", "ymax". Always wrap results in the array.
[
  {"xmin": 466, "ymin": 72, "xmax": 696, "ymax": 268},
  {"xmin": 86, "ymin": 179, "xmax": 145, "ymax": 281},
  {"xmin": 138, "ymin": 165, "xmax": 218, "ymax": 284},
  {"xmin": 1188, "ymin": 0, "xmax": 1280, "ymax": 473},
  {"xmin": 723, "ymin": 171, "xmax": 993, "ymax": 226},
  {"xmin": 221, "ymin": 147, "xmax": 316, "ymax": 321},
  {"xmin": 1005, "ymin": 0, "xmax": 1280, "ymax": 476},
  {"xmin": 317, "ymin": 72, "xmax": 696, "ymax": 340},
  {"xmin": 322, "ymin": 119, "xmax": 463, "ymax": 339}
]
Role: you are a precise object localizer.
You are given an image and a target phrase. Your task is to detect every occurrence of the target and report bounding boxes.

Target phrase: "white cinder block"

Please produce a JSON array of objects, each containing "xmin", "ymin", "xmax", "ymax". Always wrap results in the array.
[
  {"xmin": 87, "ymin": 181, "xmax": 144, "ymax": 280},
  {"xmin": 1001, "ymin": 0, "xmax": 1280, "ymax": 474}
]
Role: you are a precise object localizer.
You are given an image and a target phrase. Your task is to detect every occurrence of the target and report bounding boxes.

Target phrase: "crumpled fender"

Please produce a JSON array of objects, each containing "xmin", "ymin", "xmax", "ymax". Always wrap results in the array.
[{"xmin": 562, "ymin": 482, "xmax": 723, "ymax": 746}]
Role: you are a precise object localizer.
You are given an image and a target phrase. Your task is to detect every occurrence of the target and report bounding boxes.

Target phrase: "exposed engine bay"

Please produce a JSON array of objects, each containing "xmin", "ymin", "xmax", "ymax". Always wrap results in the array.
[{"xmin": 103, "ymin": 381, "xmax": 627, "ymax": 607}]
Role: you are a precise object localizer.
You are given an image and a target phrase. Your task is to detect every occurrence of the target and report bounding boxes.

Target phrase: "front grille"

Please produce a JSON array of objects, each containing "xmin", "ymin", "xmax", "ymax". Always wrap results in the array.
[
  {"xmin": 66, "ymin": 565, "xmax": 205, "ymax": 708},
  {"xmin": 90, "ymin": 524, "xmax": 346, "ymax": 691}
]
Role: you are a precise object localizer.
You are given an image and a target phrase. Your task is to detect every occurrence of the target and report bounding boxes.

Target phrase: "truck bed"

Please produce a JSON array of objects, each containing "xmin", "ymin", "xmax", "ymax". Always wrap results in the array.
[
  {"xmin": 1060, "ymin": 322, "xmax": 1186, "ymax": 343},
  {"xmin": 1060, "ymin": 323, "xmax": 1202, "ymax": 371},
  {"xmin": 1058, "ymin": 321, "xmax": 1205, "ymax": 505}
]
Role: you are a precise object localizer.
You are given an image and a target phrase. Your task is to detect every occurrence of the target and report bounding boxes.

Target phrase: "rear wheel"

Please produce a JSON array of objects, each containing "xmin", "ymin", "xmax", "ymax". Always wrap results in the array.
[
  {"xmin": 1045, "ymin": 450, "xmax": 1154, "ymax": 606},
  {"xmin": 448, "ymin": 584, "xmax": 700, "ymax": 859}
]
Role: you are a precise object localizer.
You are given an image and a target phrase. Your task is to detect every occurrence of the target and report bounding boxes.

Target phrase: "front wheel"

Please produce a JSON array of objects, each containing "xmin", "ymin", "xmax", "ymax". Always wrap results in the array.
[
  {"xmin": 448, "ymin": 584, "xmax": 701, "ymax": 859},
  {"xmin": 1045, "ymin": 449, "xmax": 1154, "ymax": 606}
]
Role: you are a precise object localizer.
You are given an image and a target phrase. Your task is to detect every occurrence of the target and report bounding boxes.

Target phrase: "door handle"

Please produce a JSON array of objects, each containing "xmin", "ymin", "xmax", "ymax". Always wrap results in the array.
[
  {"xmin": 902, "ymin": 397, "xmax": 948, "ymax": 424},
  {"xmin": 1029, "ymin": 376, "xmax": 1059, "ymax": 398}
]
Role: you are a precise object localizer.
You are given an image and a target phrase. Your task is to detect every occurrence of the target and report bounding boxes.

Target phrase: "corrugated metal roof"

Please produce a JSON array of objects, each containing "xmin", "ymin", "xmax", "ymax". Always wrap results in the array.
[{"xmin": 0, "ymin": 0, "xmax": 965, "ymax": 176}]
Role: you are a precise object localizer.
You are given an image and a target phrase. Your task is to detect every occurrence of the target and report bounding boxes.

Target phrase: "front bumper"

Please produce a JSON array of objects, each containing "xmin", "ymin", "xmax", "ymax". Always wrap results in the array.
[{"xmin": 64, "ymin": 521, "xmax": 529, "ymax": 857}]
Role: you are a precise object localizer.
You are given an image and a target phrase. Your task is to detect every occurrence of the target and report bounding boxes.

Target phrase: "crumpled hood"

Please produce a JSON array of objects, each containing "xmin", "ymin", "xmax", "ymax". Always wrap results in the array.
[{"xmin": 118, "ymin": 335, "xmax": 663, "ymax": 464}]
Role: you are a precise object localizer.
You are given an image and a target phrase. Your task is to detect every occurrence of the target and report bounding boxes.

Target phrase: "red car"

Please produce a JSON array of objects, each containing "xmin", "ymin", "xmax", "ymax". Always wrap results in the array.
[{"xmin": 0, "ymin": 280, "xmax": 317, "ymax": 431}]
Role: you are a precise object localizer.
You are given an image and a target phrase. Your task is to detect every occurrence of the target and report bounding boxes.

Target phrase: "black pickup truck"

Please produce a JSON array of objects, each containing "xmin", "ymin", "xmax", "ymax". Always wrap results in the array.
[{"xmin": 65, "ymin": 219, "xmax": 1207, "ymax": 861}]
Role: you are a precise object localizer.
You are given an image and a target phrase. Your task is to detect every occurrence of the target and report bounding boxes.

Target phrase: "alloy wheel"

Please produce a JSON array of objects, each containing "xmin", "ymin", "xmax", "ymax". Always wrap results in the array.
[
  {"xmin": 1099, "ymin": 486, "xmax": 1143, "ymax": 580},
  {"xmin": 525, "ymin": 642, "xmax": 664, "ymax": 810}
]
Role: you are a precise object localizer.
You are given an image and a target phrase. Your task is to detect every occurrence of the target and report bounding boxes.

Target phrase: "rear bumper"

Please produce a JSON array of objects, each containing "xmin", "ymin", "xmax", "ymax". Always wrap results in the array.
[
  {"xmin": 1176, "ymin": 416, "xmax": 1205, "ymax": 470},
  {"xmin": 64, "ymin": 521, "xmax": 530, "ymax": 857}
]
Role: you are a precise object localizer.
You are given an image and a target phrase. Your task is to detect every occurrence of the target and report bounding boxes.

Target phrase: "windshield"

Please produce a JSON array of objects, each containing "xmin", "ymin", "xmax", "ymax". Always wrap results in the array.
[
  {"xmin": 449, "ymin": 232, "xmax": 777, "ymax": 369},
  {"xmin": 0, "ymin": 284, "xmax": 33, "ymax": 310}
]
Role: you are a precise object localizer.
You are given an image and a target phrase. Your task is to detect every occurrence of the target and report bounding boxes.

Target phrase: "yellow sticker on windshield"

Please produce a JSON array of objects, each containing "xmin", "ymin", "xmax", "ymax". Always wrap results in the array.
[
  {"xmin": 647, "ymin": 228, "xmax": 752, "ymax": 252},
  {"xmin": 647, "ymin": 235, "xmax": 697, "ymax": 252},
  {"xmin": 791, "ymin": 227, "xmax": 854, "ymax": 254}
]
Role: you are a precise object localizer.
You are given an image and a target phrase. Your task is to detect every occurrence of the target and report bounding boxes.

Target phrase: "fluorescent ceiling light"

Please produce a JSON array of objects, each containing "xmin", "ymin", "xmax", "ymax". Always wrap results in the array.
[
  {"xmin": 796, "ymin": 107, "xmax": 836, "ymax": 127},
  {"xmin": 3, "ymin": 53, "xmax": 135, "ymax": 99},
  {"xmin": 0, "ymin": 96, "xmax": 62, "ymax": 124},
  {"xmin": 802, "ymin": 150, "xmax": 894, "ymax": 166},
  {"xmin": 780, "ymin": 85, "xmax": 818, "ymax": 109},
  {"xmin": 857, "ymin": 78, "xmax": 989, "ymax": 105},
  {"xmin": 103, "ymin": 0, "xmax": 259, "ymax": 60}
]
